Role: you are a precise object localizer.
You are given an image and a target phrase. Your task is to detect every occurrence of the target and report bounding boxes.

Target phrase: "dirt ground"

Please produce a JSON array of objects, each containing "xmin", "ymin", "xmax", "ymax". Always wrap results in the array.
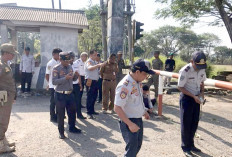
[{"xmin": 1, "ymin": 91, "xmax": 232, "ymax": 157}]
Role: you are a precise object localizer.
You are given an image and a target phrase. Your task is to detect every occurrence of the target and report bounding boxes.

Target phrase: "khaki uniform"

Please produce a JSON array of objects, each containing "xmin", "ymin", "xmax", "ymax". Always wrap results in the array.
[
  {"xmin": 100, "ymin": 61, "xmax": 118, "ymax": 111},
  {"xmin": 0, "ymin": 60, "xmax": 16, "ymax": 141},
  {"xmin": 147, "ymin": 58, "xmax": 163, "ymax": 97}
]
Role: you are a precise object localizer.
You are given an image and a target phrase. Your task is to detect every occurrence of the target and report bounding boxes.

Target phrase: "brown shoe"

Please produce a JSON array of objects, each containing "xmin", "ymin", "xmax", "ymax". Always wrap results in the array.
[
  {"xmin": 0, "ymin": 140, "xmax": 15, "ymax": 154},
  {"xmin": 3, "ymin": 137, "xmax": 15, "ymax": 147}
]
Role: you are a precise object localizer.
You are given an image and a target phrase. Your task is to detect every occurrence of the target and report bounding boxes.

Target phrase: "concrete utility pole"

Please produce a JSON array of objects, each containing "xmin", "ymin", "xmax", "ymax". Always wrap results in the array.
[
  {"xmin": 51, "ymin": 0, "xmax": 54, "ymax": 9},
  {"xmin": 59, "ymin": 0, "xmax": 61, "ymax": 9},
  {"xmin": 107, "ymin": 0, "xmax": 124, "ymax": 56},
  {"xmin": 100, "ymin": 0, "xmax": 108, "ymax": 61}
]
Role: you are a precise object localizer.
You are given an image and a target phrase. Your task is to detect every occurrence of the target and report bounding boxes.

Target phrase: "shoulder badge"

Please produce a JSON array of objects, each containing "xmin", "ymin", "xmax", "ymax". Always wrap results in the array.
[
  {"xmin": 48, "ymin": 66, "xmax": 51, "ymax": 70},
  {"xmin": 131, "ymin": 87, "xmax": 138, "ymax": 95},
  {"xmin": 120, "ymin": 88, "xmax": 129, "ymax": 99},
  {"xmin": 88, "ymin": 61, "xmax": 92, "ymax": 65},
  {"xmin": 123, "ymin": 79, "xmax": 129, "ymax": 86},
  {"xmin": 184, "ymin": 66, "xmax": 190, "ymax": 72}
]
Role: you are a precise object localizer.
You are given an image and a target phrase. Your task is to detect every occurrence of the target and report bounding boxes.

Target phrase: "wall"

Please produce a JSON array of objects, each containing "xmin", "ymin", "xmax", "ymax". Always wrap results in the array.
[{"xmin": 31, "ymin": 27, "xmax": 78, "ymax": 89}]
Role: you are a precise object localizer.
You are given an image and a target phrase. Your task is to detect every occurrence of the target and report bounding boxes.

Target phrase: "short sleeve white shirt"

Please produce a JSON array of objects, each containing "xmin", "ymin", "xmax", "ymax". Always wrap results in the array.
[
  {"xmin": 178, "ymin": 63, "xmax": 207, "ymax": 95},
  {"xmin": 46, "ymin": 58, "xmax": 60, "ymax": 88},
  {"xmin": 75, "ymin": 59, "xmax": 85, "ymax": 76},
  {"xmin": 114, "ymin": 74, "xmax": 146, "ymax": 118}
]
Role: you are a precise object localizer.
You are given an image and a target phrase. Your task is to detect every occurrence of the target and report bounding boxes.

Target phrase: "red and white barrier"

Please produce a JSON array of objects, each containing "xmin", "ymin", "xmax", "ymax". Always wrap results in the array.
[{"xmin": 153, "ymin": 70, "xmax": 232, "ymax": 116}]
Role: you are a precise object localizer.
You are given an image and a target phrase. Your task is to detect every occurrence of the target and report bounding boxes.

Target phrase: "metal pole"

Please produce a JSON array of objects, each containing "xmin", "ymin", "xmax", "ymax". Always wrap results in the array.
[
  {"xmin": 158, "ymin": 75, "xmax": 164, "ymax": 116},
  {"xmin": 127, "ymin": 0, "xmax": 132, "ymax": 64},
  {"xmin": 100, "ymin": 0, "xmax": 108, "ymax": 61},
  {"xmin": 132, "ymin": 19, "xmax": 135, "ymax": 63}
]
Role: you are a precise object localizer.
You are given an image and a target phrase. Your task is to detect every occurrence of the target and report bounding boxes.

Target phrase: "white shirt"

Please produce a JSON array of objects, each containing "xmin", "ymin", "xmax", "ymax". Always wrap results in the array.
[
  {"xmin": 178, "ymin": 63, "xmax": 207, "ymax": 96},
  {"xmin": 84, "ymin": 58, "xmax": 99, "ymax": 80},
  {"xmin": 75, "ymin": 59, "xmax": 85, "ymax": 76},
  {"xmin": 20, "ymin": 54, "xmax": 35, "ymax": 73},
  {"xmin": 72, "ymin": 62, "xmax": 80, "ymax": 84},
  {"xmin": 114, "ymin": 74, "xmax": 146, "ymax": 118},
  {"xmin": 46, "ymin": 58, "xmax": 60, "ymax": 88}
]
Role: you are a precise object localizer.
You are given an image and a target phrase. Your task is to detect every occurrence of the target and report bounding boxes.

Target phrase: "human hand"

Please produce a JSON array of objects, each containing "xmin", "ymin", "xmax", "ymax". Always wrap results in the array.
[
  {"xmin": 80, "ymin": 85, "xmax": 83, "ymax": 91},
  {"xmin": 194, "ymin": 96, "xmax": 201, "ymax": 104},
  {"xmin": 128, "ymin": 122, "xmax": 140, "ymax": 133},
  {"xmin": 144, "ymin": 111, "xmax": 150, "ymax": 120},
  {"xmin": 65, "ymin": 73, "xmax": 73, "ymax": 80}
]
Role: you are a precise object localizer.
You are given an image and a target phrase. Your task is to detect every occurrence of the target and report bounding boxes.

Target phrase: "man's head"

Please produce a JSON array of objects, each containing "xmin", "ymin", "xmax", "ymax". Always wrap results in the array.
[
  {"xmin": 154, "ymin": 51, "xmax": 160, "ymax": 58},
  {"xmin": 117, "ymin": 51, "xmax": 123, "ymax": 59},
  {"xmin": 89, "ymin": 50, "xmax": 97, "ymax": 61},
  {"xmin": 69, "ymin": 51, "xmax": 75, "ymax": 64},
  {"xmin": 191, "ymin": 51, "xmax": 207, "ymax": 70},
  {"xmin": 169, "ymin": 53, "xmax": 174, "ymax": 59},
  {"xmin": 52, "ymin": 48, "xmax": 62, "ymax": 60},
  {"xmin": 142, "ymin": 85, "xmax": 150, "ymax": 94},
  {"xmin": 59, "ymin": 52, "xmax": 70, "ymax": 67},
  {"xmin": 1, "ymin": 43, "xmax": 18, "ymax": 61},
  {"xmin": 131, "ymin": 59, "xmax": 155, "ymax": 82},
  {"xmin": 109, "ymin": 53, "xmax": 116, "ymax": 64},
  {"xmin": 96, "ymin": 53, "xmax": 101, "ymax": 62},
  {"xmin": 80, "ymin": 52, "xmax": 88, "ymax": 62},
  {"xmin": 24, "ymin": 47, "xmax": 30, "ymax": 55}
]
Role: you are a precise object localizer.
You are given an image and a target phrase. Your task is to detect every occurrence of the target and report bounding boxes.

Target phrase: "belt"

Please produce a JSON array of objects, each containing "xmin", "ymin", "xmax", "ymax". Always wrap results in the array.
[
  {"xmin": 56, "ymin": 91, "xmax": 72, "ymax": 94},
  {"xmin": 103, "ymin": 79, "xmax": 115, "ymax": 82}
]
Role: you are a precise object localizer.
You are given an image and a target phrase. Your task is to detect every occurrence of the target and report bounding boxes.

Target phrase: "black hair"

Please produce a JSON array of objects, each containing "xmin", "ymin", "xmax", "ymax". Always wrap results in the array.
[
  {"xmin": 143, "ymin": 85, "xmax": 149, "ymax": 91},
  {"xmin": 110, "ymin": 53, "xmax": 116, "ymax": 58},
  {"xmin": 97, "ymin": 53, "xmax": 100, "ymax": 57},
  {"xmin": 25, "ymin": 47, "xmax": 30, "ymax": 51},
  {"xmin": 52, "ymin": 48, "xmax": 62, "ymax": 54},
  {"xmin": 90, "ymin": 50, "xmax": 96, "ymax": 55}
]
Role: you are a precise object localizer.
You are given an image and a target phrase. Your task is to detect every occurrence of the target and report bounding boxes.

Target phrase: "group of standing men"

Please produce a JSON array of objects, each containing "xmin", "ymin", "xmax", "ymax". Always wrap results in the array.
[{"xmin": 45, "ymin": 49, "xmax": 128, "ymax": 139}]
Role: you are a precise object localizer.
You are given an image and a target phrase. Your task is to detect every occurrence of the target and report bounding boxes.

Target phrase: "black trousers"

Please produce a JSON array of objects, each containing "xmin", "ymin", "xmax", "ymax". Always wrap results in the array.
[
  {"xmin": 119, "ymin": 118, "xmax": 143, "ymax": 157},
  {"xmin": 180, "ymin": 93, "xmax": 200, "ymax": 152},
  {"xmin": 21, "ymin": 72, "xmax": 32, "ymax": 93},
  {"xmin": 97, "ymin": 78, "xmax": 103, "ymax": 102},
  {"xmin": 49, "ymin": 88, "xmax": 56, "ymax": 119},
  {"xmin": 55, "ymin": 92, "xmax": 76, "ymax": 134},
  {"xmin": 73, "ymin": 84, "xmax": 84, "ymax": 117},
  {"xmin": 80, "ymin": 76, "xmax": 85, "ymax": 106},
  {"xmin": 86, "ymin": 80, "xmax": 98, "ymax": 114}
]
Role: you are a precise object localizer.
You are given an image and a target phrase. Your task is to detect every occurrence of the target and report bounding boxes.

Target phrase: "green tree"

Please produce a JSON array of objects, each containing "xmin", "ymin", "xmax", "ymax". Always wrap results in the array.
[
  {"xmin": 78, "ymin": 5, "xmax": 102, "ymax": 54},
  {"xmin": 214, "ymin": 46, "xmax": 232, "ymax": 64},
  {"xmin": 154, "ymin": 0, "xmax": 232, "ymax": 44}
]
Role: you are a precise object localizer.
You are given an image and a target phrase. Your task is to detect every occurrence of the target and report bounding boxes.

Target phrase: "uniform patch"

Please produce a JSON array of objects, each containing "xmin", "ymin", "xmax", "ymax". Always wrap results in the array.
[
  {"xmin": 53, "ymin": 72, "xmax": 58, "ymax": 77},
  {"xmin": 60, "ymin": 71, "xmax": 65, "ymax": 76},
  {"xmin": 180, "ymin": 75, "xmax": 185, "ymax": 81},
  {"xmin": 88, "ymin": 61, "xmax": 92, "ymax": 65},
  {"xmin": 123, "ymin": 79, "xmax": 129, "ymax": 86},
  {"xmin": 131, "ymin": 87, "xmax": 138, "ymax": 95},
  {"xmin": 184, "ymin": 66, "xmax": 190, "ymax": 72},
  {"xmin": 120, "ymin": 88, "xmax": 129, "ymax": 99},
  {"xmin": 132, "ymin": 82, "xmax": 136, "ymax": 85},
  {"xmin": 48, "ymin": 66, "xmax": 51, "ymax": 70}
]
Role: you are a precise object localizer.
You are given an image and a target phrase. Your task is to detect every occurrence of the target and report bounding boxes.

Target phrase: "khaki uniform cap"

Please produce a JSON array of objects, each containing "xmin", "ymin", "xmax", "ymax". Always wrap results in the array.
[{"xmin": 0, "ymin": 43, "xmax": 19, "ymax": 55}]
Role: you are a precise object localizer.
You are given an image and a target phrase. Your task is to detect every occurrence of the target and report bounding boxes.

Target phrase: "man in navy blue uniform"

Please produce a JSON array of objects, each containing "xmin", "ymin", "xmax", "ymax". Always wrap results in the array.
[{"xmin": 178, "ymin": 51, "xmax": 207, "ymax": 157}]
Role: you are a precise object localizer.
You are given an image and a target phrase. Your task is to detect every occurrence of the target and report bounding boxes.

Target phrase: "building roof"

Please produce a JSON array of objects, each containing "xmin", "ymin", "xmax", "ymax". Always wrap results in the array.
[{"xmin": 0, "ymin": 6, "xmax": 88, "ymax": 28}]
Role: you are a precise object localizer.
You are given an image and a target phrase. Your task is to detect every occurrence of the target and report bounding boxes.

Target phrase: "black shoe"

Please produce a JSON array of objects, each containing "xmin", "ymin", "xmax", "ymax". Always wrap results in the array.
[
  {"xmin": 81, "ymin": 105, "xmax": 86, "ymax": 108},
  {"xmin": 77, "ymin": 116, "xmax": 87, "ymax": 119},
  {"xmin": 59, "ymin": 134, "xmax": 66, "ymax": 139},
  {"xmin": 87, "ymin": 114, "xmax": 95, "ymax": 119},
  {"xmin": 191, "ymin": 146, "xmax": 201, "ymax": 152},
  {"xmin": 92, "ymin": 112, "xmax": 99, "ymax": 115},
  {"xmin": 69, "ymin": 127, "xmax": 82, "ymax": 134},
  {"xmin": 183, "ymin": 151, "xmax": 193, "ymax": 157}
]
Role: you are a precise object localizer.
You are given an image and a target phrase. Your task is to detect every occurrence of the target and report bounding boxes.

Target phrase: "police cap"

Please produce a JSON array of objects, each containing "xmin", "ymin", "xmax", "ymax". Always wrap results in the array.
[{"xmin": 0, "ymin": 43, "xmax": 19, "ymax": 55}]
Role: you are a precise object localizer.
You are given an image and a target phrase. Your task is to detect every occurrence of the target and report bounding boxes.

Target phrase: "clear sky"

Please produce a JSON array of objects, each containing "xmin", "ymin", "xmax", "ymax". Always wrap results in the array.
[{"xmin": 0, "ymin": 0, "xmax": 231, "ymax": 48}]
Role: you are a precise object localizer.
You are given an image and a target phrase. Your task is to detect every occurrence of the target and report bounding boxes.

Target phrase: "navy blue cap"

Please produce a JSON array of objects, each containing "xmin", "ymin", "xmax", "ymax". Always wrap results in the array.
[
  {"xmin": 59, "ymin": 52, "xmax": 70, "ymax": 61},
  {"xmin": 68, "ymin": 51, "xmax": 75, "ymax": 58},
  {"xmin": 192, "ymin": 51, "xmax": 207, "ymax": 69},
  {"xmin": 132, "ymin": 59, "xmax": 155, "ymax": 75}
]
